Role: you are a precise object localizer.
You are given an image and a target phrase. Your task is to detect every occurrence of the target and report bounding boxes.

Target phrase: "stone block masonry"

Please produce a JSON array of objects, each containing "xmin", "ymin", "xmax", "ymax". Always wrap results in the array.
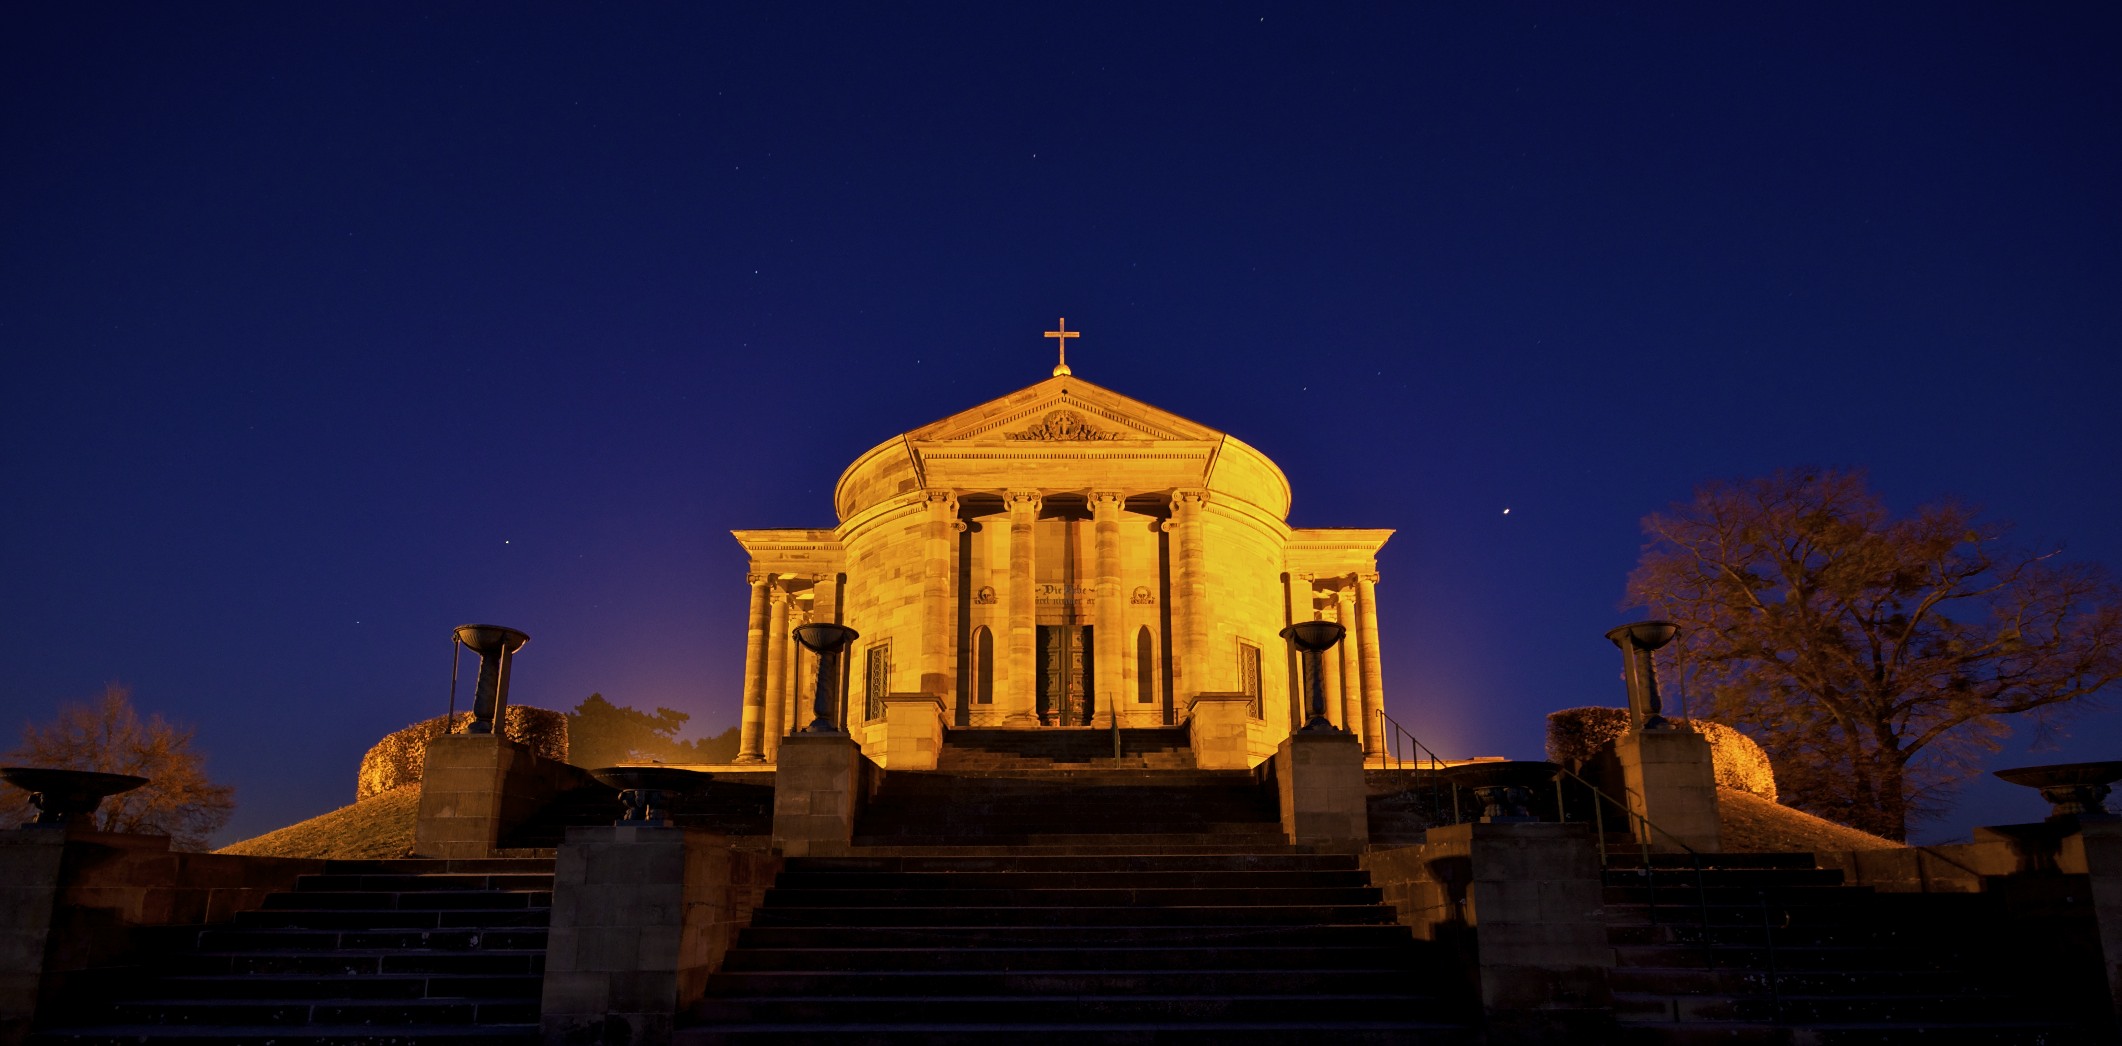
[
  {"xmin": 770, "ymin": 733, "xmax": 881, "ymax": 857},
  {"xmin": 413, "ymin": 732, "xmax": 594, "ymax": 858},
  {"xmin": 540, "ymin": 826, "xmax": 782, "ymax": 1046},
  {"xmin": 1271, "ymin": 729, "xmax": 1368, "ymax": 849},
  {"xmin": 1365, "ymin": 821, "xmax": 1613, "ymax": 1044},
  {"xmin": 1613, "ymin": 727, "xmax": 1722, "ymax": 853},
  {"xmin": 0, "ymin": 826, "xmax": 322, "ymax": 1045}
]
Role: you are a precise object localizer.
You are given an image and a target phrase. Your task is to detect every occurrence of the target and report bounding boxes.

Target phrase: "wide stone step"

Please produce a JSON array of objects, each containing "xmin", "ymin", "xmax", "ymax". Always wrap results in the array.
[
  {"xmin": 233, "ymin": 908, "xmax": 551, "ymax": 930},
  {"xmin": 92, "ymin": 997, "xmax": 538, "ymax": 1028},
  {"xmin": 1609, "ymin": 921, "xmax": 1998, "ymax": 950},
  {"xmin": 321, "ymin": 859, "xmax": 556, "ymax": 875},
  {"xmin": 1602, "ymin": 867, "xmax": 1846, "ymax": 888},
  {"xmin": 1602, "ymin": 852, "xmax": 1821, "ymax": 871},
  {"xmin": 121, "ymin": 973, "xmax": 543, "ymax": 1001},
  {"xmin": 262, "ymin": 891, "xmax": 553, "ymax": 911},
  {"xmin": 1610, "ymin": 965, "xmax": 2005, "ymax": 997},
  {"xmin": 700, "ymin": 967, "xmax": 1425, "ymax": 996},
  {"xmin": 786, "ymin": 853, "xmax": 1357, "ymax": 873},
  {"xmin": 173, "ymin": 950, "xmax": 546, "ymax": 977},
  {"xmin": 836, "ymin": 835, "xmax": 1298, "ymax": 852},
  {"xmin": 693, "ymin": 993, "xmax": 1441, "ymax": 1024},
  {"xmin": 1608, "ymin": 1021, "xmax": 2090, "ymax": 1045},
  {"xmin": 770, "ymin": 869, "xmax": 1369, "ymax": 889},
  {"xmin": 1610, "ymin": 943, "xmax": 1991, "ymax": 971},
  {"xmin": 720, "ymin": 943, "xmax": 1427, "ymax": 973},
  {"xmin": 1603, "ymin": 883, "xmax": 1861, "ymax": 907},
  {"xmin": 29, "ymin": 1025, "xmax": 538, "ymax": 1045},
  {"xmin": 849, "ymin": 833, "xmax": 1283, "ymax": 848},
  {"xmin": 747, "ymin": 904, "xmax": 1397, "ymax": 928},
  {"xmin": 1614, "ymin": 990, "xmax": 2058, "ymax": 1024},
  {"xmin": 293, "ymin": 874, "xmax": 556, "ymax": 893},
  {"xmin": 885, "ymin": 771, "xmax": 1247, "ymax": 786},
  {"xmin": 195, "ymin": 928, "xmax": 548, "ymax": 951},
  {"xmin": 736, "ymin": 923, "xmax": 1418, "ymax": 948},
  {"xmin": 758, "ymin": 886, "xmax": 1384, "ymax": 907},
  {"xmin": 675, "ymin": 1024, "xmax": 1472, "ymax": 1046}
]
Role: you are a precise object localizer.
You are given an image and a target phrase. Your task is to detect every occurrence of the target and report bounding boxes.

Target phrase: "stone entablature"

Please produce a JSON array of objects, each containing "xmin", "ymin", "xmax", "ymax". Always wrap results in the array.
[{"xmin": 730, "ymin": 370, "xmax": 1390, "ymax": 767}]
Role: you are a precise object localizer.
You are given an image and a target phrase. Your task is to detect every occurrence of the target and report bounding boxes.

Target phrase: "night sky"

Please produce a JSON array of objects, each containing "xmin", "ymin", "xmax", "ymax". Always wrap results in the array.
[{"xmin": 4, "ymin": 5, "xmax": 2118, "ymax": 847}]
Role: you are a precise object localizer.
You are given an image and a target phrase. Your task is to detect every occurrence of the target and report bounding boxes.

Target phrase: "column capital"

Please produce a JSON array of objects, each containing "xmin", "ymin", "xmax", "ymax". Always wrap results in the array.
[
  {"xmin": 1357, "ymin": 572, "xmax": 1381, "ymax": 587},
  {"xmin": 1006, "ymin": 490, "xmax": 1042, "ymax": 512},
  {"xmin": 746, "ymin": 572, "xmax": 769, "ymax": 587},
  {"xmin": 923, "ymin": 488, "xmax": 959, "ymax": 510},
  {"xmin": 1171, "ymin": 488, "xmax": 1209, "ymax": 507},
  {"xmin": 1090, "ymin": 489, "xmax": 1124, "ymax": 506}
]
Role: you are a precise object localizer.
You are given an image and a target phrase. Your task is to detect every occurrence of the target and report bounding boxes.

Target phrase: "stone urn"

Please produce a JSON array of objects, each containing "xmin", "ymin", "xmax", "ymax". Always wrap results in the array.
[
  {"xmin": 1993, "ymin": 761, "xmax": 2122, "ymax": 823},
  {"xmin": 1, "ymin": 767, "xmax": 148, "ymax": 826},
  {"xmin": 589, "ymin": 765, "xmax": 714, "ymax": 826},
  {"xmin": 1442, "ymin": 760, "xmax": 1560, "ymax": 824}
]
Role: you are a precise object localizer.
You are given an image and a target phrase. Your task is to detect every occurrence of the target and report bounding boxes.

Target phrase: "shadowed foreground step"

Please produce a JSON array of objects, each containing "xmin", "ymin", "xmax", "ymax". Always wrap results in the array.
[
  {"xmin": 1602, "ymin": 853, "xmax": 2097, "ymax": 1045},
  {"xmin": 28, "ymin": 858, "xmax": 553, "ymax": 1046},
  {"xmin": 678, "ymin": 754, "xmax": 1474, "ymax": 1044}
]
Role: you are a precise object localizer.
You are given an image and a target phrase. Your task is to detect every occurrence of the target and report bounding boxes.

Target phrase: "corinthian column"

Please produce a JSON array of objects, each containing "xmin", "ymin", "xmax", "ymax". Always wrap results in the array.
[
  {"xmin": 921, "ymin": 490, "xmax": 959, "ymax": 700},
  {"xmin": 1169, "ymin": 489, "xmax": 1209, "ymax": 702},
  {"xmin": 1355, "ymin": 572, "xmax": 1386, "ymax": 759},
  {"xmin": 1091, "ymin": 491, "xmax": 1124, "ymax": 727},
  {"xmin": 760, "ymin": 582, "xmax": 791, "ymax": 760},
  {"xmin": 1334, "ymin": 585, "xmax": 1363, "ymax": 741},
  {"xmin": 1005, "ymin": 491, "xmax": 1041, "ymax": 725},
  {"xmin": 736, "ymin": 573, "xmax": 771, "ymax": 763}
]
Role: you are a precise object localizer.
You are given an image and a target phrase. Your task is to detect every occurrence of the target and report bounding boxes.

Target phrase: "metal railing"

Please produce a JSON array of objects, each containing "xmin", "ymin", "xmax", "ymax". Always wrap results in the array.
[
  {"xmin": 1373, "ymin": 709, "xmax": 1459, "ymax": 825},
  {"xmin": 1548, "ymin": 763, "xmax": 1720, "ymax": 967}
]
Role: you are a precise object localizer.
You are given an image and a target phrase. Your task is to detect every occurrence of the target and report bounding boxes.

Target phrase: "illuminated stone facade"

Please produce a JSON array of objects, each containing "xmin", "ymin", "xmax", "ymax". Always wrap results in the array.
[{"xmin": 731, "ymin": 370, "xmax": 1391, "ymax": 767}]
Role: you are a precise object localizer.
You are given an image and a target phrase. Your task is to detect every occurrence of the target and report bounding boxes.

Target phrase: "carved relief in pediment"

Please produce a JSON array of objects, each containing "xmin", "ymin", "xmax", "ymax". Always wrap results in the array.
[{"xmin": 1006, "ymin": 410, "xmax": 1121, "ymax": 442}]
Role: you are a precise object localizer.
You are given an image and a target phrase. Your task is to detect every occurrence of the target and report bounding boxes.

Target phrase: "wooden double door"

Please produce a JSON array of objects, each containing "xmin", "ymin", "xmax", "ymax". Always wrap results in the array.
[{"xmin": 1035, "ymin": 624, "xmax": 1095, "ymax": 725}]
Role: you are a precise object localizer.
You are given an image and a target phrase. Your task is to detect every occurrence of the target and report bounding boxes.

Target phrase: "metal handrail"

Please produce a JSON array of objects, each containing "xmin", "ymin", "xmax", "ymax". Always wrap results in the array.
[
  {"xmin": 1374, "ymin": 708, "xmax": 1449, "ymax": 770},
  {"xmin": 1548, "ymin": 764, "xmax": 1713, "ymax": 958},
  {"xmin": 1373, "ymin": 709, "xmax": 1459, "ymax": 824}
]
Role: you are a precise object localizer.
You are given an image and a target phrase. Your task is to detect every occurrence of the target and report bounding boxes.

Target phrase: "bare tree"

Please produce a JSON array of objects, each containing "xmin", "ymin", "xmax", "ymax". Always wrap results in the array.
[
  {"xmin": 2, "ymin": 684, "xmax": 235, "ymax": 850},
  {"xmin": 1626, "ymin": 469, "xmax": 2122, "ymax": 840}
]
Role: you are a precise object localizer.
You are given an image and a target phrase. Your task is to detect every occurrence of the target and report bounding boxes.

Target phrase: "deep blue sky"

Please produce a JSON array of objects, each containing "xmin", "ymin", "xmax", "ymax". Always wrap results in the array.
[{"xmin": 4, "ymin": 5, "xmax": 2117, "ymax": 846}]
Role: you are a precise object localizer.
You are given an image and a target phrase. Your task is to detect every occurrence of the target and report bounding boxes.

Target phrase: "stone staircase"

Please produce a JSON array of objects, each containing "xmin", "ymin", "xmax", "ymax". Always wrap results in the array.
[
  {"xmin": 30, "ymin": 858, "xmax": 553, "ymax": 1045},
  {"xmin": 1604, "ymin": 851, "xmax": 2091, "ymax": 1044},
  {"xmin": 676, "ymin": 738, "xmax": 1472, "ymax": 1043},
  {"xmin": 936, "ymin": 726, "xmax": 1196, "ymax": 770}
]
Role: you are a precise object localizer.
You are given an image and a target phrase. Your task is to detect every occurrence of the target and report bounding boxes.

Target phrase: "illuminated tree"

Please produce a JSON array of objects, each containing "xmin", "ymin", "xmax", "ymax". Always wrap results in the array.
[
  {"xmin": 566, "ymin": 694, "xmax": 739, "ymax": 767},
  {"xmin": 2, "ymin": 684, "xmax": 236, "ymax": 850},
  {"xmin": 1626, "ymin": 469, "xmax": 2122, "ymax": 840}
]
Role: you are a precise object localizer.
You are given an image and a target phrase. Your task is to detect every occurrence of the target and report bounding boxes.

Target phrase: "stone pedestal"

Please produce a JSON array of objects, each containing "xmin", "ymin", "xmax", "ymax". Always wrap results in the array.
[
  {"xmin": 1273, "ymin": 730, "xmax": 1368, "ymax": 850},
  {"xmin": 1187, "ymin": 692, "xmax": 1254, "ymax": 770},
  {"xmin": 413, "ymin": 734, "xmax": 589, "ymax": 859},
  {"xmin": 2081, "ymin": 820, "xmax": 2122, "ymax": 1037},
  {"xmin": 879, "ymin": 693, "xmax": 946, "ymax": 770},
  {"xmin": 1613, "ymin": 728, "xmax": 1722, "ymax": 853},
  {"xmin": 540, "ymin": 826, "xmax": 782, "ymax": 1045},
  {"xmin": 1365, "ymin": 822, "xmax": 1612, "ymax": 1044},
  {"xmin": 770, "ymin": 733, "xmax": 875, "ymax": 857}
]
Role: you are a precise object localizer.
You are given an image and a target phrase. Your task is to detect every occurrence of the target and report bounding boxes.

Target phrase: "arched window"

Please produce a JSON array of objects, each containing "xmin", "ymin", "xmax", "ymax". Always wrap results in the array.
[
  {"xmin": 972, "ymin": 626, "xmax": 995, "ymax": 705},
  {"xmin": 1136, "ymin": 626, "xmax": 1156, "ymax": 705}
]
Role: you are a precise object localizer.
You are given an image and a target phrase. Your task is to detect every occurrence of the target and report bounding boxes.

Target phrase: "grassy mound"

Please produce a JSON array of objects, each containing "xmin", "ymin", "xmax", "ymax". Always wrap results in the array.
[
  {"xmin": 1717, "ymin": 786, "xmax": 1900, "ymax": 853},
  {"xmin": 216, "ymin": 783, "xmax": 421, "ymax": 860}
]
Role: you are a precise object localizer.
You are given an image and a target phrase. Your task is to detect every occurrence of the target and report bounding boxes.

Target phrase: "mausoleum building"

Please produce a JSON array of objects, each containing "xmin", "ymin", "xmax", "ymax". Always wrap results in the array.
[{"xmin": 729, "ymin": 340, "xmax": 1392, "ymax": 767}]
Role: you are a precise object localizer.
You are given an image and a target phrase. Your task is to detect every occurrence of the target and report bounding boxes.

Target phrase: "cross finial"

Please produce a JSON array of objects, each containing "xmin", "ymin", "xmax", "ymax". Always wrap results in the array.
[{"xmin": 1044, "ymin": 318, "xmax": 1079, "ymax": 377}]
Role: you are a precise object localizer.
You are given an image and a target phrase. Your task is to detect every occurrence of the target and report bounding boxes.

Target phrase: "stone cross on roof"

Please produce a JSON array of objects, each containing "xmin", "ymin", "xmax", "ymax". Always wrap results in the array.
[{"xmin": 1044, "ymin": 317, "xmax": 1079, "ymax": 377}]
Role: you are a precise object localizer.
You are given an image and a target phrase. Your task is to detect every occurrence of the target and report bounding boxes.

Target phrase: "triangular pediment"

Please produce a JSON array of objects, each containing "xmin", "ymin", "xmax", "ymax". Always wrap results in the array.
[{"xmin": 905, "ymin": 375, "xmax": 1220, "ymax": 444}]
